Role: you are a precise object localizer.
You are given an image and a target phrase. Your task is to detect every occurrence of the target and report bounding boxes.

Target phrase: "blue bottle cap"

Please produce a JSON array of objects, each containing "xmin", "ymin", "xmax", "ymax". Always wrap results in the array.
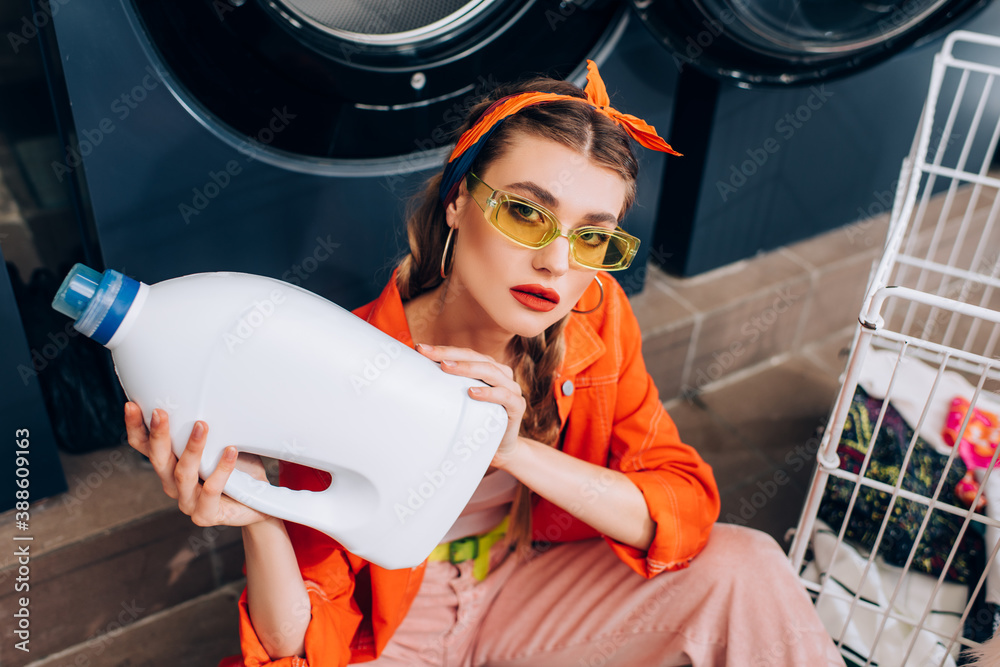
[
  {"xmin": 52, "ymin": 263, "xmax": 103, "ymax": 321},
  {"xmin": 52, "ymin": 263, "xmax": 141, "ymax": 345}
]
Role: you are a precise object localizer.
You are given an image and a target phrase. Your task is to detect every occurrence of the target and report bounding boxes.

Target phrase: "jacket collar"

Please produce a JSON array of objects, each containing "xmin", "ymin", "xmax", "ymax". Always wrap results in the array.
[
  {"xmin": 361, "ymin": 268, "xmax": 416, "ymax": 348},
  {"xmin": 560, "ymin": 315, "xmax": 605, "ymax": 377},
  {"xmin": 363, "ymin": 267, "xmax": 605, "ymax": 376}
]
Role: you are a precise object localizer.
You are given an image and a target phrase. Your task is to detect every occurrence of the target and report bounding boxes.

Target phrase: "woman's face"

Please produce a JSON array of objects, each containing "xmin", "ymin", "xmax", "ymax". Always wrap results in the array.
[{"xmin": 445, "ymin": 132, "xmax": 629, "ymax": 338}]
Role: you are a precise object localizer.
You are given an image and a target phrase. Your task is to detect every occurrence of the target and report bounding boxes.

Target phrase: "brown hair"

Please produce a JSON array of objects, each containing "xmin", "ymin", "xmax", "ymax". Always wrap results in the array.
[{"xmin": 395, "ymin": 74, "xmax": 639, "ymax": 556}]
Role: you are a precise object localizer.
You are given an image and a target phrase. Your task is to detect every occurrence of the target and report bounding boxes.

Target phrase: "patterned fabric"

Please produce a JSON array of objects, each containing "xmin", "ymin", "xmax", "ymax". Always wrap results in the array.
[
  {"xmin": 944, "ymin": 396, "xmax": 1000, "ymax": 471},
  {"xmin": 818, "ymin": 386, "xmax": 985, "ymax": 584}
]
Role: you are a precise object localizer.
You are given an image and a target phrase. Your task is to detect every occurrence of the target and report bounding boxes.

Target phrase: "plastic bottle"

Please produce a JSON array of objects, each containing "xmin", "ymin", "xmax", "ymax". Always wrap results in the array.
[{"xmin": 51, "ymin": 264, "xmax": 506, "ymax": 569}]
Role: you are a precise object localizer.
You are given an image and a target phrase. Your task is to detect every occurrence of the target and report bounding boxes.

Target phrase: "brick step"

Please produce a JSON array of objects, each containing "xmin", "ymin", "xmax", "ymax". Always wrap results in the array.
[
  {"xmin": 25, "ymin": 580, "xmax": 244, "ymax": 667},
  {"xmin": 0, "ymin": 443, "xmax": 246, "ymax": 666}
]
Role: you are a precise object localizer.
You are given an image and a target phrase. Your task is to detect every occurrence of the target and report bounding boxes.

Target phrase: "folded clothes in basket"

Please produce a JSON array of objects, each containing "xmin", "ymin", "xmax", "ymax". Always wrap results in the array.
[
  {"xmin": 945, "ymin": 397, "xmax": 1000, "ymax": 470},
  {"xmin": 859, "ymin": 350, "xmax": 1000, "ymax": 457},
  {"xmin": 802, "ymin": 519, "xmax": 969, "ymax": 667},
  {"xmin": 818, "ymin": 386, "xmax": 985, "ymax": 585},
  {"xmin": 944, "ymin": 397, "xmax": 1000, "ymax": 511}
]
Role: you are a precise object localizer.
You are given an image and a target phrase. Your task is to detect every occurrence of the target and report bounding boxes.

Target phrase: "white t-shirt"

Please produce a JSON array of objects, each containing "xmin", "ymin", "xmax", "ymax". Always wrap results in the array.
[{"xmin": 439, "ymin": 469, "xmax": 519, "ymax": 543}]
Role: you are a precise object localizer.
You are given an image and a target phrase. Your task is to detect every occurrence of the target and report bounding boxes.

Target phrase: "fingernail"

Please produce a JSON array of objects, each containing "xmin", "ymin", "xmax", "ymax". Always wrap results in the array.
[
  {"xmin": 417, "ymin": 343, "xmax": 432, "ymax": 351},
  {"xmin": 225, "ymin": 446, "xmax": 236, "ymax": 461},
  {"xmin": 442, "ymin": 359, "xmax": 457, "ymax": 367},
  {"xmin": 469, "ymin": 386, "xmax": 481, "ymax": 394},
  {"xmin": 150, "ymin": 410, "xmax": 160, "ymax": 428},
  {"xmin": 192, "ymin": 422, "xmax": 205, "ymax": 438},
  {"xmin": 124, "ymin": 403, "xmax": 132, "ymax": 416}
]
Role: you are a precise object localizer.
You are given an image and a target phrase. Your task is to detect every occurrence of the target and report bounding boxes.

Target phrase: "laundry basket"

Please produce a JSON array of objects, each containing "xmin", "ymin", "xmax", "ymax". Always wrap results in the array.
[{"xmin": 788, "ymin": 30, "xmax": 1000, "ymax": 667}]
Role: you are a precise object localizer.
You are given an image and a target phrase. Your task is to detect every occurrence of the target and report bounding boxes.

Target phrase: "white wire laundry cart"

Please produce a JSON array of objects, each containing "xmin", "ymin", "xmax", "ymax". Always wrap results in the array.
[{"xmin": 788, "ymin": 30, "xmax": 1000, "ymax": 667}]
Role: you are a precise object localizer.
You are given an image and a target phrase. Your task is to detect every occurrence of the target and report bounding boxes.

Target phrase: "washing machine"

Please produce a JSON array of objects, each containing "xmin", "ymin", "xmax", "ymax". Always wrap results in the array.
[
  {"xmin": 14, "ymin": 0, "xmax": 995, "ymax": 510},
  {"xmin": 3, "ymin": 0, "xmax": 691, "ymax": 502},
  {"xmin": 632, "ymin": 0, "xmax": 1000, "ymax": 276},
  {"xmin": 39, "ymin": 0, "xmax": 1000, "ymax": 292},
  {"xmin": 40, "ymin": 0, "xmax": 685, "ymax": 309}
]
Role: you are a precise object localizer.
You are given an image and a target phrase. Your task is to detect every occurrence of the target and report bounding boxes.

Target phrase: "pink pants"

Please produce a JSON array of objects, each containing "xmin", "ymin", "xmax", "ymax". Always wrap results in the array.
[{"xmin": 361, "ymin": 524, "xmax": 846, "ymax": 667}]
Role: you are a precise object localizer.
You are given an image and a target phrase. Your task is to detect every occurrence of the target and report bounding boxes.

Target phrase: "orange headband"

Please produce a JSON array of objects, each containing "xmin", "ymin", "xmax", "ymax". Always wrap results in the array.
[
  {"xmin": 440, "ymin": 60, "xmax": 681, "ymax": 203},
  {"xmin": 449, "ymin": 60, "xmax": 681, "ymax": 161}
]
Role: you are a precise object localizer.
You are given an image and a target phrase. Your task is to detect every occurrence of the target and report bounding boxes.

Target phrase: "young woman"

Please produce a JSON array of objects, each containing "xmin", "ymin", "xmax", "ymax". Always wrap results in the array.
[{"xmin": 124, "ymin": 62, "xmax": 845, "ymax": 667}]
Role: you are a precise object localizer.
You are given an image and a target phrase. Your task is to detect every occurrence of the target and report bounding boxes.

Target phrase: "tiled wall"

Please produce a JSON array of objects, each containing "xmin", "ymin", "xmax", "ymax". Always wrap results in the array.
[
  {"xmin": 630, "ymin": 210, "xmax": 891, "ymax": 400},
  {"xmin": 631, "ymin": 176, "xmax": 1000, "ymax": 403}
]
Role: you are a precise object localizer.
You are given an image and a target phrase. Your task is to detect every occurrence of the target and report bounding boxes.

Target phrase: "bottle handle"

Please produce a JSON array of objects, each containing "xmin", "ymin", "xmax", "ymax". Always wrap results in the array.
[
  {"xmin": 220, "ymin": 466, "xmax": 375, "ymax": 539},
  {"xmin": 222, "ymin": 468, "xmax": 343, "ymax": 535}
]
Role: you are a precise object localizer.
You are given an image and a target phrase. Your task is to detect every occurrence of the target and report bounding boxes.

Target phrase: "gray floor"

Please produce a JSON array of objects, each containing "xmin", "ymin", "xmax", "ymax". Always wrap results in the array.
[{"xmin": 664, "ymin": 327, "xmax": 854, "ymax": 551}]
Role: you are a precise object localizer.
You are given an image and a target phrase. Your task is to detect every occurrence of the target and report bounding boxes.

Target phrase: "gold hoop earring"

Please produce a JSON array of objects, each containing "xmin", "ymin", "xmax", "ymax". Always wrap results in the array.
[
  {"xmin": 440, "ymin": 227, "xmax": 456, "ymax": 279},
  {"xmin": 572, "ymin": 276, "xmax": 604, "ymax": 314}
]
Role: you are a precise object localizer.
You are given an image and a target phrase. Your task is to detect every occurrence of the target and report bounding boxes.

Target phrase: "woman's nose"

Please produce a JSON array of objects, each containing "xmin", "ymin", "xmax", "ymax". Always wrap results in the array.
[{"xmin": 533, "ymin": 233, "xmax": 571, "ymax": 276}]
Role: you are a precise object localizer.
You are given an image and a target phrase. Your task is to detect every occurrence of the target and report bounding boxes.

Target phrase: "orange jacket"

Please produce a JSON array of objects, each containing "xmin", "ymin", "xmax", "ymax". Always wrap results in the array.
[{"xmin": 221, "ymin": 270, "xmax": 720, "ymax": 667}]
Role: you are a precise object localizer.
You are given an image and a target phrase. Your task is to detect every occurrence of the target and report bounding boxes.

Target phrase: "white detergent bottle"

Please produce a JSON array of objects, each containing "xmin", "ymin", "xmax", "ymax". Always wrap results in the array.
[{"xmin": 51, "ymin": 263, "xmax": 506, "ymax": 569}]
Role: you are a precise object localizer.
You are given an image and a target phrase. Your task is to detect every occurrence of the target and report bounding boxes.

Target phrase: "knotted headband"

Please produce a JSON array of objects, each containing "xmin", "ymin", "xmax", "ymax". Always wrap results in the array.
[{"xmin": 438, "ymin": 59, "xmax": 681, "ymax": 205}]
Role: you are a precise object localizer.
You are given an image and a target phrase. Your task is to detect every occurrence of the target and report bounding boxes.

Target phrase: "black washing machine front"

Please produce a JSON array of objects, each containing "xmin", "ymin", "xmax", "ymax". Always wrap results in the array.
[
  {"xmin": 634, "ymin": 0, "xmax": 989, "ymax": 86},
  {"xmin": 630, "ymin": 0, "xmax": 1000, "ymax": 276},
  {"xmin": 43, "ymin": 0, "xmax": 653, "ymax": 308}
]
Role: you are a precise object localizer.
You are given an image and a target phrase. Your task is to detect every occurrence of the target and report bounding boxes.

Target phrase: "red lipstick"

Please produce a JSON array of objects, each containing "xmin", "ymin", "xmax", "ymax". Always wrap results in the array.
[{"xmin": 510, "ymin": 284, "xmax": 560, "ymax": 312}]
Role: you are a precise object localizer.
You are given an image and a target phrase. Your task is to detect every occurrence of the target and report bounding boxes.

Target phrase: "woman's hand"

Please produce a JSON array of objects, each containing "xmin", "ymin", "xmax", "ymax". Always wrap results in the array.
[
  {"xmin": 416, "ymin": 343, "xmax": 525, "ymax": 469},
  {"xmin": 124, "ymin": 401, "xmax": 272, "ymax": 527}
]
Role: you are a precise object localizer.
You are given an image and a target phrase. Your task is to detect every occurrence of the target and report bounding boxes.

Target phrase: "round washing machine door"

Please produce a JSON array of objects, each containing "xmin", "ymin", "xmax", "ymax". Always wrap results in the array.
[
  {"xmin": 128, "ymin": 0, "xmax": 626, "ymax": 175},
  {"xmin": 631, "ymin": 0, "xmax": 989, "ymax": 86}
]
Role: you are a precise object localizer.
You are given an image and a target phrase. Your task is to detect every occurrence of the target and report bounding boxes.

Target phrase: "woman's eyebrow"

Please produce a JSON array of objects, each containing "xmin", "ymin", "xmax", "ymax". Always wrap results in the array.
[
  {"xmin": 506, "ymin": 181, "xmax": 557, "ymax": 207},
  {"xmin": 505, "ymin": 181, "xmax": 618, "ymax": 226}
]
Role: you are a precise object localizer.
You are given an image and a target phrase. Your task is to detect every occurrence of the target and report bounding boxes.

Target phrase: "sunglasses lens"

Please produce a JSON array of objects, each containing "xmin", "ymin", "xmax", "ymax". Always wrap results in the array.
[
  {"xmin": 486, "ymin": 189, "xmax": 637, "ymax": 270},
  {"xmin": 574, "ymin": 230, "xmax": 631, "ymax": 269},
  {"xmin": 494, "ymin": 198, "xmax": 555, "ymax": 245}
]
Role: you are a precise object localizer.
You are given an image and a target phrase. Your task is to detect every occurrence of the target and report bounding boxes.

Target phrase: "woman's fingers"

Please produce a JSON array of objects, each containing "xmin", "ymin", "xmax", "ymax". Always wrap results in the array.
[
  {"xmin": 417, "ymin": 345, "xmax": 517, "ymax": 387},
  {"xmin": 143, "ymin": 408, "xmax": 182, "ymax": 498},
  {"xmin": 145, "ymin": 408, "xmax": 175, "ymax": 467},
  {"xmin": 123, "ymin": 402, "xmax": 150, "ymax": 456},
  {"xmin": 124, "ymin": 403, "xmax": 267, "ymax": 527},
  {"xmin": 197, "ymin": 451, "xmax": 272, "ymax": 527},
  {"xmin": 200, "ymin": 446, "xmax": 238, "ymax": 499},
  {"xmin": 468, "ymin": 383, "xmax": 526, "ymax": 418},
  {"xmin": 417, "ymin": 344, "xmax": 515, "ymax": 380},
  {"xmin": 416, "ymin": 344, "xmax": 524, "ymax": 421},
  {"xmin": 193, "ymin": 445, "xmax": 238, "ymax": 526},
  {"xmin": 174, "ymin": 420, "xmax": 209, "ymax": 514},
  {"xmin": 234, "ymin": 452, "xmax": 268, "ymax": 482},
  {"xmin": 447, "ymin": 360, "xmax": 516, "ymax": 390},
  {"xmin": 441, "ymin": 359, "xmax": 521, "ymax": 397},
  {"xmin": 423, "ymin": 348, "xmax": 526, "ymax": 466}
]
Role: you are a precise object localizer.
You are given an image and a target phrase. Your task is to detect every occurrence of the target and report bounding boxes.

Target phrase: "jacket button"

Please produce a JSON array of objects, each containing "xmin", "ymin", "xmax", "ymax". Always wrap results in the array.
[{"xmin": 561, "ymin": 380, "xmax": 574, "ymax": 396}]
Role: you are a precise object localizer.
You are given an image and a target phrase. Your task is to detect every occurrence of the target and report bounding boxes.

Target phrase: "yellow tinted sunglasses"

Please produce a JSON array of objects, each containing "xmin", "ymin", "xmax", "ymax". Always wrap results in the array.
[{"xmin": 465, "ymin": 172, "xmax": 639, "ymax": 271}]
